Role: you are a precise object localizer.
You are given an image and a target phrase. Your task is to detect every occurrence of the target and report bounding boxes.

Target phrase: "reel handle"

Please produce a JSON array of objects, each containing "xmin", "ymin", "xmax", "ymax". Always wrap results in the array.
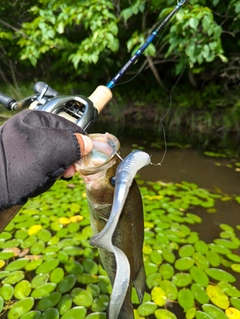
[{"xmin": 0, "ymin": 92, "xmax": 16, "ymax": 110}]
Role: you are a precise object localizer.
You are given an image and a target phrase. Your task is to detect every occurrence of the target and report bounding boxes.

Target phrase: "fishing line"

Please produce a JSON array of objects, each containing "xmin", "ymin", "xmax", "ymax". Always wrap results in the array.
[
  {"xmin": 150, "ymin": 59, "xmax": 187, "ymax": 167},
  {"xmin": 113, "ymin": 20, "xmax": 170, "ymax": 88}
]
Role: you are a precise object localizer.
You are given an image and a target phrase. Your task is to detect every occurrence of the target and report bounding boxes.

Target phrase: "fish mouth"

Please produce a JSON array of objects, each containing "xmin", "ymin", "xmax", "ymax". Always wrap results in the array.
[{"xmin": 75, "ymin": 133, "xmax": 120, "ymax": 175}]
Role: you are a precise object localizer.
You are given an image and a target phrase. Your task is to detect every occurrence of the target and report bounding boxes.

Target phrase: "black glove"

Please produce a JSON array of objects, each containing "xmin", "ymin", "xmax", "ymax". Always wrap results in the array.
[{"xmin": 0, "ymin": 109, "xmax": 86, "ymax": 211}]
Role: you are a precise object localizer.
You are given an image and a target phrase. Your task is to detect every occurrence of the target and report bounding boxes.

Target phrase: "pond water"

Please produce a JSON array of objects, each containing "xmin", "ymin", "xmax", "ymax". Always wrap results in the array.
[{"xmin": 120, "ymin": 141, "xmax": 240, "ymax": 242}]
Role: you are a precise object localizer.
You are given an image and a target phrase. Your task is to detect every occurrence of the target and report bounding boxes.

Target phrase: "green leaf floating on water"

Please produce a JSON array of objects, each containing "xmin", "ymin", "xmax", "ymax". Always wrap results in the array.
[
  {"xmin": 230, "ymin": 297, "xmax": 240, "ymax": 310},
  {"xmin": 231, "ymin": 264, "xmax": 240, "ymax": 273},
  {"xmin": 206, "ymin": 285, "xmax": 229, "ymax": 309},
  {"xmin": 172, "ymin": 273, "xmax": 192, "ymax": 287},
  {"xmin": 14, "ymin": 280, "xmax": 32, "ymax": 299},
  {"xmin": 57, "ymin": 294, "xmax": 73, "ymax": 315},
  {"xmin": 20, "ymin": 310, "xmax": 41, "ymax": 319},
  {"xmin": 214, "ymin": 239, "xmax": 239, "ymax": 250},
  {"xmin": 218, "ymin": 282, "xmax": 240, "ymax": 298},
  {"xmin": 2, "ymin": 270, "xmax": 25, "ymax": 285},
  {"xmin": 202, "ymin": 304, "xmax": 228, "ymax": 319},
  {"xmin": 61, "ymin": 306, "xmax": 87, "ymax": 319},
  {"xmin": 178, "ymin": 288, "xmax": 194, "ymax": 312},
  {"xmin": 159, "ymin": 263, "xmax": 174, "ymax": 279},
  {"xmin": 195, "ymin": 311, "xmax": 214, "ymax": 319},
  {"xmin": 190, "ymin": 266, "xmax": 209, "ymax": 287},
  {"xmin": 205, "ymin": 268, "xmax": 236, "ymax": 283},
  {"xmin": 50, "ymin": 267, "xmax": 65, "ymax": 283},
  {"xmin": 37, "ymin": 292, "xmax": 62, "ymax": 310},
  {"xmin": 1, "ymin": 283, "xmax": 14, "ymax": 301},
  {"xmin": 137, "ymin": 302, "xmax": 158, "ymax": 316},
  {"xmin": 71, "ymin": 288, "xmax": 93, "ymax": 307},
  {"xmin": 205, "ymin": 250, "xmax": 221, "ymax": 267},
  {"xmin": 151, "ymin": 287, "xmax": 167, "ymax": 306},
  {"xmin": 195, "ymin": 240, "xmax": 209, "ymax": 254},
  {"xmin": 58, "ymin": 274, "xmax": 76, "ymax": 293},
  {"xmin": 155, "ymin": 309, "xmax": 177, "ymax": 319},
  {"xmin": 8, "ymin": 297, "xmax": 34, "ymax": 319},
  {"xmin": 39, "ymin": 307, "xmax": 59, "ymax": 319},
  {"xmin": 31, "ymin": 273, "xmax": 49, "ymax": 288},
  {"xmin": 191, "ymin": 283, "xmax": 209, "ymax": 304},
  {"xmin": 146, "ymin": 272, "xmax": 161, "ymax": 289},
  {"xmin": 160, "ymin": 280, "xmax": 178, "ymax": 300},
  {"xmin": 36, "ymin": 259, "xmax": 59, "ymax": 274},
  {"xmin": 186, "ymin": 307, "xmax": 196, "ymax": 319},
  {"xmin": 31, "ymin": 283, "xmax": 57, "ymax": 298},
  {"xmin": 175, "ymin": 257, "xmax": 195, "ymax": 271},
  {"xmin": 179, "ymin": 244, "xmax": 195, "ymax": 257}
]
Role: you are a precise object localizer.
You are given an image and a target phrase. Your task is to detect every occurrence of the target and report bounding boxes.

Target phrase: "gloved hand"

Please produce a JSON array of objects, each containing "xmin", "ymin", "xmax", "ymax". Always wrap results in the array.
[{"xmin": 0, "ymin": 109, "xmax": 93, "ymax": 212}]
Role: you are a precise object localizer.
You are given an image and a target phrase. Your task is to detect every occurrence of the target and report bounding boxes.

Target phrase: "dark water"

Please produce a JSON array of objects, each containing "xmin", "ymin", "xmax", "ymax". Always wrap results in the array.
[{"xmin": 120, "ymin": 142, "xmax": 240, "ymax": 241}]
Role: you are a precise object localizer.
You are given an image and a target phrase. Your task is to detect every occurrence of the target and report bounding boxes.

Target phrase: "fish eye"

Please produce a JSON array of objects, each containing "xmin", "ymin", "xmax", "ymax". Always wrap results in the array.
[{"xmin": 110, "ymin": 176, "xmax": 116, "ymax": 187}]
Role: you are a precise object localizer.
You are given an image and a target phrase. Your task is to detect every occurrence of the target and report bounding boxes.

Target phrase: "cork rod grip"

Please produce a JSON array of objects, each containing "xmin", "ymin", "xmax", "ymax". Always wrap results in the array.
[{"xmin": 88, "ymin": 85, "xmax": 112, "ymax": 113}]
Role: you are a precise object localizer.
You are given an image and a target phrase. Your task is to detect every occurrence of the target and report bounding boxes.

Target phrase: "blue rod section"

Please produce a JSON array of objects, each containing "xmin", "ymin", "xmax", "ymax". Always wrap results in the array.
[{"xmin": 106, "ymin": 0, "xmax": 185, "ymax": 90}]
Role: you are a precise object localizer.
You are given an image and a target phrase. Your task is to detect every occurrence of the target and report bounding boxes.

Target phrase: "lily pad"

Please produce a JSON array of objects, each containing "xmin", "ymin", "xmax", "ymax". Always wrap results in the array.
[
  {"xmin": 172, "ymin": 273, "xmax": 192, "ymax": 287},
  {"xmin": 218, "ymin": 282, "xmax": 240, "ymax": 298},
  {"xmin": 205, "ymin": 268, "xmax": 236, "ymax": 283},
  {"xmin": 61, "ymin": 306, "xmax": 87, "ymax": 319},
  {"xmin": 1, "ymin": 284, "xmax": 14, "ymax": 301},
  {"xmin": 206, "ymin": 285, "xmax": 230, "ymax": 309},
  {"xmin": 160, "ymin": 280, "xmax": 178, "ymax": 300},
  {"xmin": 155, "ymin": 309, "xmax": 177, "ymax": 319},
  {"xmin": 39, "ymin": 307, "xmax": 59, "ymax": 319},
  {"xmin": 14, "ymin": 280, "xmax": 32, "ymax": 299},
  {"xmin": 2, "ymin": 270, "xmax": 25, "ymax": 285},
  {"xmin": 195, "ymin": 240, "xmax": 209, "ymax": 254},
  {"xmin": 196, "ymin": 311, "xmax": 215, "ymax": 319},
  {"xmin": 36, "ymin": 259, "xmax": 59, "ymax": 274},
  {"xmin": 137, "ymin": 302, "xmax": 158, "ymax": 316},
  {"xmin": 175, "ymin": 257, "xmax": 195, "ymax": 271},
  {"xmin": 190, "ymin": 266, "xmax": 209, "ymax": 287},
  {"xmin": 230, "ymin": 297, "xmax": 240, "ymax": 310},
  {"xmin": 225, "ymin": 307, "xmax": 240, "ymax": 318},
  {"xmin": 159, "ymin": 263, "xmax": 174, "ymax": 279},
  {"xmin": 31, "ymin": 283, "xmax": 57, "ymax": 298},
  {"xmin": 7, "ymin": 297, "xmax": 34, "ymax": 319},
  {"xmin": 205, "ymin": 251, "xmax": 221, "ymax": 267},
  {"xmin": 146, "ymin": 272, "xmax": 162, "ymax": 289},
  {"xmin": 91, "ymin": 295, "xmax": 109, "ymax": 312},
  {"xmin": 31, "ymin": 273, "xmax": 49, "ymax": 288},
  {"xmin": 50, "ymin": 267, "xmax": 65, "ymax": 283},
  {"xmin": 178, "ymin": 288, "xmax": 194, "ymax": 312},
  {"xmin": 179, "ymin": 244, "xmax": 195, "ymax": 257},
  {"xmin": 57, "ymin": 294, "xmax": 73, "ymax": 315},
  {"xmin": 71, "ymin": 288, "xmax": 93, "ymax": 307},
  {"xmin": 191, "ymin": 283, "xmax": 209, "ymax": 304},
  {"xmin": 58, "ymin": 274, "xmax": 76, "ymax": 293},
  {"xmin": 20, "ymin": 310, "xmax": 41, "ymax": 319},
  {"xmin": 5, "ymin": 258, "xmax": 29, "ymax": 271},
  {"xmin": 151, "ymin": 287, "xmax": 167, "ymax": 306},
  {"xmin": 202, "ymin": 304, "xmax": 228, "ymax": 319},
  {"xmin": 37, "ymin": 292, "xmax": 62, "ymax": 310}
]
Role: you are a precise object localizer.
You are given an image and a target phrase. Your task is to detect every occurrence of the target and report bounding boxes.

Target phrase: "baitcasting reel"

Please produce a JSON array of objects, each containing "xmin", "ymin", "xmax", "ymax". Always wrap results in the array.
[{"xmin": 0, "ymin": 82, "xmax": 112, "ymax": 132}]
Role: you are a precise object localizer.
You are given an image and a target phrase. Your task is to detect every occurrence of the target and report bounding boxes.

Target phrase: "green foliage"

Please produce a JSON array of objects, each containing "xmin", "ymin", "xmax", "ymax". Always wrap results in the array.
[
  {"xmin": 0, "ymin": 173, "xmax": 240, "ymax": 318},
  {"xmin": 18, "ymin": 0, "xmax": 119, "ymax": 68},
  {"xmin": 0, "ymin": 0, "xmax": 239, "ymax": 90},
  {"xmin": 165, "ymin": 5, "xmax": 227, "ymax": 73}
]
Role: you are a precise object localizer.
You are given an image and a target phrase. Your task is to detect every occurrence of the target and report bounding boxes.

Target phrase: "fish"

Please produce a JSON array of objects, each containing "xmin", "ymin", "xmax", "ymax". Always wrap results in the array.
[{"xmin": 75, "ymin": 133, "xmax": 147, "ymax": 319}]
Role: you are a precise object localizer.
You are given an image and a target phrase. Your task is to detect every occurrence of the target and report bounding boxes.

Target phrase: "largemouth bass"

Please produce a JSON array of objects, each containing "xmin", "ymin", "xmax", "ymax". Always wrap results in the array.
[{"xmin": 75, "ymin": 133, "xmax": 147, "ymax": 319}]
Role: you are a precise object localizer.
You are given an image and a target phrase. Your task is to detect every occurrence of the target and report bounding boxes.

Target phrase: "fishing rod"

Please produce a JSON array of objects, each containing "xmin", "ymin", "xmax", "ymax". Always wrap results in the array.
[{"xmin": 0, "ymin": 0, "xmax": 186, "ymax": 131}]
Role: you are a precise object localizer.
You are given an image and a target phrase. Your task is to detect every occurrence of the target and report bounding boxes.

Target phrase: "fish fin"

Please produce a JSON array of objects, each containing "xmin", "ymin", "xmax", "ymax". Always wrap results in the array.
[{"xmin": 133, "ymin": 263, "xmax": 146, "ymax": 303}]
